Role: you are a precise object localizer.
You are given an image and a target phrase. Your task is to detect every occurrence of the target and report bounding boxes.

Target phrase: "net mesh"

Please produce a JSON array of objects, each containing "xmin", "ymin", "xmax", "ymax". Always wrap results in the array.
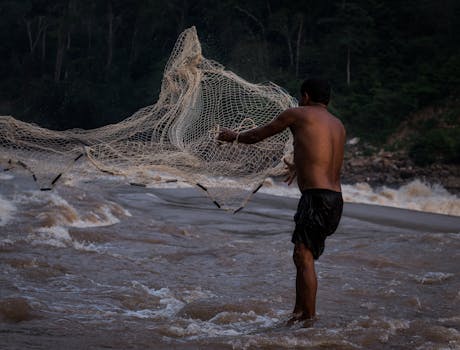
[{"xmin": 0, "ymin": 26, "xmax": 296, "ymax": 210}]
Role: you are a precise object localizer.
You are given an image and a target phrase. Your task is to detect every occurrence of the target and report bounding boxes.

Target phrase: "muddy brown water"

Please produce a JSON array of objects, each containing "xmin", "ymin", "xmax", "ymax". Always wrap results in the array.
[{"xmin": 1, "ymin": 176, "xmax": 459, "ymax": 349}]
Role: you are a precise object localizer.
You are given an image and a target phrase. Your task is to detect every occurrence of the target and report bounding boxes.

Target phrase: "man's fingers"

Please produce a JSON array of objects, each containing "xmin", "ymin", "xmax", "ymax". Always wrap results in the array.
[
  {"xmin": 217, "ymin": 130, "xmax": 230, "ymax": 142},
  {"xmin": 283, "ymin": 174, "xmax": 294, "ymax": 185},
  {"xmin": 283, "ymin": 170, "xmax": 297, "ymax": 186},
  {"xmin": 217, "ymin": 128, "xmax": 238, "ymax": 143}
]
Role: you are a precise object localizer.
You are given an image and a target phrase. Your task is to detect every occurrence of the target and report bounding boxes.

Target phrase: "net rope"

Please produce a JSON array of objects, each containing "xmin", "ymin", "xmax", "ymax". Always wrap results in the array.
[{"xmin": 0, "ymin": 26, "xmax": 296, "ymax": 210}]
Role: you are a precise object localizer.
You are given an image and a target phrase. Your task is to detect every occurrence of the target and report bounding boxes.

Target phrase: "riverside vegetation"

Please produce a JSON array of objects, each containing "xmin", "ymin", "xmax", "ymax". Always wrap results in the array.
[{"xmin": 0, "ymin": 0, "xmax": 458, "ymax": 168}]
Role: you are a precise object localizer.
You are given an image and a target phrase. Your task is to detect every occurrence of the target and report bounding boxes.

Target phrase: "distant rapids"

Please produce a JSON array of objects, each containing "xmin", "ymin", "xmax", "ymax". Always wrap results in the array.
[{"xmin": 0, "ymin": 170, "xmax": 459, "ymax": 349}]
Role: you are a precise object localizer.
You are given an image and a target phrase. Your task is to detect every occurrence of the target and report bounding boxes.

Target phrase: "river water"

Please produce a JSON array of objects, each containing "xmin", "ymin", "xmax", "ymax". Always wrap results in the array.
[{"xmin": 1, "ymin": 170, "xmax": 459, "ymax": 349}]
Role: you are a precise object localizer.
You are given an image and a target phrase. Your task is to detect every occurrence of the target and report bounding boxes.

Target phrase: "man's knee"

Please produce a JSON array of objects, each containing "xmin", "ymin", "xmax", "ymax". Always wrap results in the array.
[{"xmin": 293, "ymin": 243, "xmax": 314, "ymax": 268}]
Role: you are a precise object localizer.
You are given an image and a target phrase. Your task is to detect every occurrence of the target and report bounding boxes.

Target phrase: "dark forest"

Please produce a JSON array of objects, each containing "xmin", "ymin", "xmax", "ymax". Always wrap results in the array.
[{"xmin": 0, "ymin": 0, "xmax": 459, "ymax": 164}]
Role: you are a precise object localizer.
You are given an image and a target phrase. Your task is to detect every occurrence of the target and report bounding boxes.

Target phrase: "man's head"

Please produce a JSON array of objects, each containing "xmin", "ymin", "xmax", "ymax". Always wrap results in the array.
[{"xmin": 299, "ymin": 78, "xmax": 331, "ymax": 106}]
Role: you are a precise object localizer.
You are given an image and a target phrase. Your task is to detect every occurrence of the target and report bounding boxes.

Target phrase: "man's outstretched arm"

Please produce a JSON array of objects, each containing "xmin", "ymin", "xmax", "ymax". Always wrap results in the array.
[{"xmin": 217, "ymin": 109, "xmax": 295, "ymax": 144}]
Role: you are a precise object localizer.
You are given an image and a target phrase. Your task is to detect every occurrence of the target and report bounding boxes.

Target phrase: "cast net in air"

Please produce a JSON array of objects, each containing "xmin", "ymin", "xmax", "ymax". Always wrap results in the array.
[{"xmin": 0, "ymin": 26, "xmax": 296, "ymax": 211}]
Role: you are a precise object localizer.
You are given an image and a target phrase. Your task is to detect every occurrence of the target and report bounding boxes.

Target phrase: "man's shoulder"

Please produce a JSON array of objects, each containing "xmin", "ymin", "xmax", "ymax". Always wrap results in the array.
[
  {"xmin": 279, "ymin": 107, "xmax": 315, "ymax": 127},
  {"xmin": 277, "ymin": 107, "xmax": 304, "ymax": 123},
  {"xmin": 283, "ymin": 106, "xmax": 308, "ymax": 118},
  {"xmin": 282, "ymin": 106, "xmax": 343, "ymax": 127},
  {"xmin": 284, "ymin": 106, "xmax": 303, "ymax": 114},
  {"xmin": 287, "ymin": 106, "xmax": 326, "ymax": 120}
]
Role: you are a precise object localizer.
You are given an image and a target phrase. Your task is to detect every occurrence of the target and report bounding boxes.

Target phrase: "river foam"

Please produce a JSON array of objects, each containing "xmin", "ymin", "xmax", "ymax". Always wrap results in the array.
[
  {"xmin": 342, "ymin": 180, "xmax": 460, "ymax": 216},
  {"xmin": 0, "ymin": 195, "xmax": 16, "ymax": 226},
  {"xmin": 259, "ymin": 178, "xmax": 460, "ymax": 216},
  {"xmin": 1, "ymin": 174, "xmax": 458, "ymax": 349},
  {"xmin": 58, "ymin": 162, "xmax": 460, "ymax": 216}
]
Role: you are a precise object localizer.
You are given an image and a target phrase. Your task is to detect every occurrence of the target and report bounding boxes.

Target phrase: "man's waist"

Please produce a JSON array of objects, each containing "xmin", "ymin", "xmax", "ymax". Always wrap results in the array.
[{"xmin": 300, "ymin": 187, "xmax": 342, "ymax": 195}]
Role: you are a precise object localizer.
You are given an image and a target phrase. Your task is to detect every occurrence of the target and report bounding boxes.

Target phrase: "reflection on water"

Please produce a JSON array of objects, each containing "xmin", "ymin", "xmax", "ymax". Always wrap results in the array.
[{"xmin": 0, "ymin": 174, "xmax": 459, "ymax": 349}]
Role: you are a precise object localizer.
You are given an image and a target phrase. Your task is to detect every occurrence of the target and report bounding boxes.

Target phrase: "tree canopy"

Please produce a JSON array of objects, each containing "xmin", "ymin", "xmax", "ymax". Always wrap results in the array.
[{"xmin": 0, "ymin": 0, "xmax": 459, "ymax": 159}]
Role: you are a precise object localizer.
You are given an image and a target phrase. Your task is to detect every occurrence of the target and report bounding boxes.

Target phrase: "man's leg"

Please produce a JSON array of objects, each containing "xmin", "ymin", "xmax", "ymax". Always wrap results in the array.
[{"xmin": 292, "ymin": 242, "xmax": 317, "ymax": 320}]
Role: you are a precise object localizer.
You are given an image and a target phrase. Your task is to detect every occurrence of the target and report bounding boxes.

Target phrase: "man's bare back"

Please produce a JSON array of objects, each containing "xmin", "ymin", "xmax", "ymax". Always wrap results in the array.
[
  {"xmin": 217, "ymin": 104, "xmax": 345, "ymax": 192},
  {"xmin": 218, "ymin": 78, "xmax": 345, "ymax": 324},
  {"xmin": 287, "ymin": 105, "xmax": 345, "ymax": 192}
]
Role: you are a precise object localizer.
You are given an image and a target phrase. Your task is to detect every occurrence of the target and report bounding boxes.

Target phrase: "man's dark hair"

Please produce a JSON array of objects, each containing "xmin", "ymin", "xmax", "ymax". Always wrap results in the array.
[{"xmin": 300, "ymin": 78, "xmax": 331, "ymax": 105}]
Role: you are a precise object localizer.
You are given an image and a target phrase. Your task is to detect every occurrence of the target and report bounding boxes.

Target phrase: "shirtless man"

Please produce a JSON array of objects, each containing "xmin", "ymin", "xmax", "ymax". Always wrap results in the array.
[{"xmin": 218, "ymin": 78, "xmax": 345, "ymax": 323}]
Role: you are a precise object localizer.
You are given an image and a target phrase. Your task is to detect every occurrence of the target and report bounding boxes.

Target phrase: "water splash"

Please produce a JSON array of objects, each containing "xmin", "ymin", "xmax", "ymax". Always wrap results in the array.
[
  {"xmin": 259, "ymin": 179, "xmax": 460, "ymax": 216},
  {"xmin": 0, "ymin": 195, "xmax": 16, "ymax": 226},
  {"xmin": 342, "ymin": 180, "xmax": 460, "ymax": 216}
]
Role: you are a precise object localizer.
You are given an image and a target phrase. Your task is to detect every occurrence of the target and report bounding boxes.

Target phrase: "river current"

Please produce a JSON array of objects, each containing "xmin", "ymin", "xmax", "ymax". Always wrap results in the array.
[{"xmin": 1, "ymin": 170, "xmax": 459, "ymax": 349}]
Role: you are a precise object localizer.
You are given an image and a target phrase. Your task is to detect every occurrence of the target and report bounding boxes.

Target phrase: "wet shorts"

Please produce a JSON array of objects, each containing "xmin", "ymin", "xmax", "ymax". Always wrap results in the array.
[{"xmin": 291, "ymin": 188, "xmax": 343, "ymax": 260}]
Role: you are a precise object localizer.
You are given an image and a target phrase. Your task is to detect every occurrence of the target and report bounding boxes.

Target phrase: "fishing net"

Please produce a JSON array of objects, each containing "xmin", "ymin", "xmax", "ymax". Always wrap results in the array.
[{"xmin": 0, "ymin": 26, "xmax": 296, "ymax": 211}]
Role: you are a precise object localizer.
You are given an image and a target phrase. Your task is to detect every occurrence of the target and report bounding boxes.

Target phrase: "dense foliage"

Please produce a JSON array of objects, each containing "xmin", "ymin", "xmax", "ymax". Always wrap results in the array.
[
  {"xmin": 0, "ymin": 0, "xmax": 459, "ymax": 162},
  {"xmin": 407, "ymin": 105, "xmax": 460, "ymax": 166}
]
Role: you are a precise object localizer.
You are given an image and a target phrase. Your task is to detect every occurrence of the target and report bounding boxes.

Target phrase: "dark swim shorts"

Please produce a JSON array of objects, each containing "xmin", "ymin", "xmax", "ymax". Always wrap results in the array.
[{"xmin": 292, "ymin": 188, "xmax": 343, "ymax": 260}]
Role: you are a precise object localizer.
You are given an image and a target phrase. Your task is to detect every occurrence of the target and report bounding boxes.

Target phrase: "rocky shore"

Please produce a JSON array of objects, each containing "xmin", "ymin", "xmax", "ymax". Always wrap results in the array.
[{"xmin": 342, "ymin": 147, "xmax": 460, "ymax": 194}]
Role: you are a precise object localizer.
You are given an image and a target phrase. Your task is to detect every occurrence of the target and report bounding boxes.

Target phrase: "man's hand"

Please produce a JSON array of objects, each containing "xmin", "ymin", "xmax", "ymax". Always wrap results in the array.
[
  {"xmin": 217, "ymin": 127, "xmax": 238, "ymax": 142},
  {"xmin": 283, "ymin": 157, "xmax": 297, "ymax": 185}
]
